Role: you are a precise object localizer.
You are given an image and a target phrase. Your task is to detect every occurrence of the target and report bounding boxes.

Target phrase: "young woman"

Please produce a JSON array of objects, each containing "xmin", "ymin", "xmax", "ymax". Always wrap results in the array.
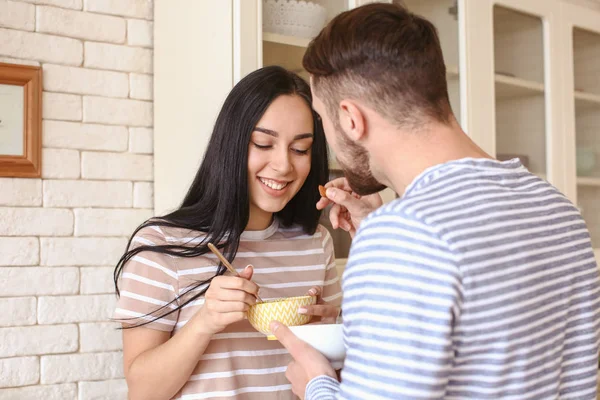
[{"xmin": 113, "ymin": 66, "xmax": 342, "ymax": 400}]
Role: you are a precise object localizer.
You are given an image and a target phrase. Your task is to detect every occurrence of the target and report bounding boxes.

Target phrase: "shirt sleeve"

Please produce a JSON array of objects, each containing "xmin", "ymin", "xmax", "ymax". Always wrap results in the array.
[
  {"xmin": 113, "ymin": 226, "xmax": 180, "ymax": 332},
  {"xmin": 320, "ymin": 226, "xmax": 342, "ymax": 310},
  {"xmin": 307, "ymin": 210, "xmax": 462, "ymax": 400}
]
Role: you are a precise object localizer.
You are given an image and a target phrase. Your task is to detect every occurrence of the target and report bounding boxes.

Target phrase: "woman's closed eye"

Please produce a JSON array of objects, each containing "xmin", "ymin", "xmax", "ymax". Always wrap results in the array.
[
  {"xmin": 252, "ymin": 142, "xmax": 272, "ymax": 150},
  {"xmin": 292, "ymin": 147, "xmax": 310, "ymax": 155},
  {"xmin": 252, "ymin": 142, "xmax": 311, "ymax": 155}
]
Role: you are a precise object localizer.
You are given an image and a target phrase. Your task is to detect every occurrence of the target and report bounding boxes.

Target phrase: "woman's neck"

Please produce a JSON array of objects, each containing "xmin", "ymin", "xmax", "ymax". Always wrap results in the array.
[{"xmin": 246, "ymin": 205, "xmax": 274, "ymax": 231}]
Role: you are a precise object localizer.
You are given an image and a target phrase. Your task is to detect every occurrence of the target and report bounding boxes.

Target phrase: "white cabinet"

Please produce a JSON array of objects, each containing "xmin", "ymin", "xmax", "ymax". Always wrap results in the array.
[
  {"xmin": 560, "ymin": 1, "xmax": 600, "ymax": 259},
  {"xmin": 462, "ymin": 0, "xmax": 564, "ymax": 185},
  {"xmin": 154, "ymin": 0, "xmax": 600, "ymax": 260},
  {"xmin": 462, "ymin": 0, "xmax": 599, "ymax": 260}
]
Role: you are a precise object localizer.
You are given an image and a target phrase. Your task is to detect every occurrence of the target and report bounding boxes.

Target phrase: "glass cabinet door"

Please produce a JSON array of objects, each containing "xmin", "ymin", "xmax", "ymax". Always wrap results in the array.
[
  {"xmin": 572, "ymin": 27, "xmax": 600, "ymax": 250},
  {"xmin": 493, "ymin": 6, "xmax": 547, "ymax": 178}
]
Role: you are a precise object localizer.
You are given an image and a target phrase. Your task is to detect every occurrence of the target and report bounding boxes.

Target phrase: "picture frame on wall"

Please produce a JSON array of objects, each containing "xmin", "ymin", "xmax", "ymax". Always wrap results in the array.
[{"xmin": 0, "ymin": 62, "xmax": 42, "ymax": 178}]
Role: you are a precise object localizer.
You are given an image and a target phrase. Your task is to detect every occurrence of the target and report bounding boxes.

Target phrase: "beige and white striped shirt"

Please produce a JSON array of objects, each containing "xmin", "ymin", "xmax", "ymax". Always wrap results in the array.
[{"xmin": 114, "ymin": 219, "xmax": 342, "ymax": 400}]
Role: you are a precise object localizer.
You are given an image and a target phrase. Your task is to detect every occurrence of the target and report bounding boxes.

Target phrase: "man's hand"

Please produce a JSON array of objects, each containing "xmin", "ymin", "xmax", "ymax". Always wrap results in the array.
[
  {"xmin": 270, "ymin": 321, "xmax": 337, "ymax": 399},
  {"xmin": 316, "ymin": 177, "xmax": 383, "ymax": 238}
]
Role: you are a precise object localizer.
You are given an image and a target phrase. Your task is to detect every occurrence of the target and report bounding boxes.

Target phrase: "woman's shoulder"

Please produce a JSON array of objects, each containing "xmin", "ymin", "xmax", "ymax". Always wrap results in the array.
[{"xmin": 132, "ymin": 223, "xmax": 206, "ymax": 248}]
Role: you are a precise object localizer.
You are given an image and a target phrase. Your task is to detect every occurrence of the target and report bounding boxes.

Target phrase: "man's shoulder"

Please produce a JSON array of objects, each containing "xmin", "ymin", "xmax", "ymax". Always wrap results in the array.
[{"xmin": 361, "ymin": 198, "xmax": 425, "ymax": 231}]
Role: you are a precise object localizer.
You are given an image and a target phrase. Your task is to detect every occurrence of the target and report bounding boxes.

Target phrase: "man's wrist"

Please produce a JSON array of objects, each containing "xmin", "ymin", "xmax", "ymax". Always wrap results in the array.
[{"xmin": 306, "ymin": 375, "xmax": 340, "ymax": 400}]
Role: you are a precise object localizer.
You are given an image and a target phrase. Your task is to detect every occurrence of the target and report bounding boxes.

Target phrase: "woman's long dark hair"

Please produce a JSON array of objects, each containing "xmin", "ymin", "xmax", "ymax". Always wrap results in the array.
[{"xmin": 113, "ymin": 66, "xmax": 329, "ymax": 328}]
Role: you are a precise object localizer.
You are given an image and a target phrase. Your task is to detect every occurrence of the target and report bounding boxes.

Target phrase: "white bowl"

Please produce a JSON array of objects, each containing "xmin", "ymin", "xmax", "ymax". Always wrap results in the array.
[{"xmin": 288, "ymin": 323, "xmax": 345, "ymax": 362}]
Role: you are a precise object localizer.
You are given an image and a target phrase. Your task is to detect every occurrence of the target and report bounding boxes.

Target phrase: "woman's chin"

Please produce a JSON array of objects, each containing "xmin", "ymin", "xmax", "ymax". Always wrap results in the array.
[{"xmin": 256, "ymin": 201, "xmax": 287, "ymax": 214}]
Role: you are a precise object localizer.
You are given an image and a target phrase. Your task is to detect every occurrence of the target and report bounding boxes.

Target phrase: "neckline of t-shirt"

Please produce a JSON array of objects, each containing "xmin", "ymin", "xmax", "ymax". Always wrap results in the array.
[
  {"xmin": 240, "ymin": 218, "xmax": 280, "ymax": 241},
  {"xmin": 403, "ymin": 157, "xmax": 525, "ymax": 198}
]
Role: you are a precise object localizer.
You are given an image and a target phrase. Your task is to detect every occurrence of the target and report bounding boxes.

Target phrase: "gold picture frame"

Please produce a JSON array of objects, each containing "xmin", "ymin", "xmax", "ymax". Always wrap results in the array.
[{"xmin": 0, "ymin": 62, "xmax": 42, "ymax": 178}]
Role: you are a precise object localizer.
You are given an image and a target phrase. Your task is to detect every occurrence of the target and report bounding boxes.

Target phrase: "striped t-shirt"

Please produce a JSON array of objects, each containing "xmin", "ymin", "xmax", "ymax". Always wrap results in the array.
[
  {"xmin": 114, "ymin": 220, "xmax": 341, "ymax": 400},
  {"xmin": 307, "ymin": 158, "xmax": 600, "ymax": 400}
]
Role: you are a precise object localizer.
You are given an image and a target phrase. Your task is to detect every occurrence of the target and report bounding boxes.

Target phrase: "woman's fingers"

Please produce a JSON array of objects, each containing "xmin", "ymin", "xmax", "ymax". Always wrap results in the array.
[
  {"xmin": 298, "ymin": 304, "xmax": 340, "ymax": 319},
  {"xmin": 214, "ymin": 275, "xmax": 259, "ymax": 296}
]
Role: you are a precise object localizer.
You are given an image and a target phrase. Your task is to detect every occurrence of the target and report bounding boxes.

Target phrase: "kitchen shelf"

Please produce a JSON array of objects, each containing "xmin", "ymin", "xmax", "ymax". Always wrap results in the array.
[
  {"xmin": 575, "ymin": 91, "xmax": 600, "ymax": 110},
  {"xmin": 263, "ymin": 32, "xmax": 310, "ymax": 48},
  {"xmin": 495, "ymin": 74, "xmax": 545, "ymax": 100},
  {"xmin": 577, "ymin": 177, "xmax": 600, "ymax": 187},
  {"xmin": 447, "ymin": 64, "xmax": 459, "ymax": 78}
]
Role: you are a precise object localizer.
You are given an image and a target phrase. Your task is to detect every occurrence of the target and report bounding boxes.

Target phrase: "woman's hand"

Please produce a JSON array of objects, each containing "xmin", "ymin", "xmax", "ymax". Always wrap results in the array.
[
  {"xmin": 300, "ymin": 286, "xmax": 340, "ymax": 324},
  {"xmin": 316, "ymin": 177, "xmax": 383, "ymax": 238},
  {"xmin": 194, "ymin": 265, "xmax": 259, "ymax": 335}
]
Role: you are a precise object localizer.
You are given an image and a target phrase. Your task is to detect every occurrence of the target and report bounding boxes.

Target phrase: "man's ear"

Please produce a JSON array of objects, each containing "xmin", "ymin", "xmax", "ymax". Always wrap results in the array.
[{"xmin": 339, "ymin": 99, "xmax": 366, "ymax": 142}]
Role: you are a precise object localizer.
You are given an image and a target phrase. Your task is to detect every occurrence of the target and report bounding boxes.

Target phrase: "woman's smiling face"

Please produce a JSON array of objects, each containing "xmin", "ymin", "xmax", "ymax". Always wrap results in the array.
[{"xmin": 247, "ymin": 94, "xmax": 314, "ymax": 217}]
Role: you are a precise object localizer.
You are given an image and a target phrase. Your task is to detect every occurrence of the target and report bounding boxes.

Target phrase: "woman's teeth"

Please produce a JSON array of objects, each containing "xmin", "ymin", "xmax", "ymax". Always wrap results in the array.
[{"xmin": 259, "ymin": 178, "xmax": 289, "ymax": 190}]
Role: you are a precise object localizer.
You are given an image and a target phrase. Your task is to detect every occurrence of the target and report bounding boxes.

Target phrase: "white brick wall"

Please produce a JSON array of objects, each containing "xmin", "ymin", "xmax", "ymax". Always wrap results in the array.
[
  {"xmin": 0, "ymin": 237, "xmax": 39, "ymax": 265},
  {"xmin": 0, "ymin": 357, "xmax": 40, "ymax": 387},
  {"xmin": 83, "ymin": 95, "xmax": 153, "ymax": 126},
  {"xmin": 79, "ymin": 322, "xmax": 122, "ymax": 352},
  {"xmin": 127, "ymin": 19, "xmax": 152, "ymax": 47},
  {"xmin": 43, "ymin": 92, "xmax": 82, "ymax": 121},
  {"xmin": 42, "ymin": 148, "xmax": 81, "ymax": 179},
  {"xmin": 0, "ymin": 298, "xmax": 37, "ymax": 327},
  {"xmin": 38, "ymin": 295, "xmax": 117, "ymax": 324},
  {"xmin": 129, "ymin": 127, "xmax": 153, "ymax": 153},
  {"xmin": 0, "ymin": 207, "xmax": 73, "ymax": 236},
  {"xmin": 74, "ymin": 208, "xmax": 153, "ymax": 236},
  {"xmin": 0, "ymin": 383, "xmax": 77, "ymax": 400},
  {"xmin": 84, "ymin": 42, "xmax": 153, "ymax": 73},
  {"xmin": 43, "ymin": 64, "xmax": 129, "ymax": 98},
  {"xmin": 0, "ymin": 178, "xmax": 42, "ymax": 205},
  {"xmin": 36, "ymin": 5, "xmax": 126, "ymax": 43},
  {"xmin": 21, "ymin": 0, "xmax": 82, "ymax": 9},
  {"xmin": 80, "ymin": 267, "xmax": 116, "ymax": 294},
  {"xmin": 81, "ymin": 151, "xmax": 153, "ymax": 180},
  {"xmin": 40, "ymin": 237, "xmax": 127, "ymax": 266},
  {"xmin": 43, "ymin": 120, "xmax": 129, "ymax": 151},
  {"xmin": 43, "ymin": 180, "xmax": 133, "ymax": 208},
  {"xmin": 0, "ymin": 324, "xmax": 78, "ymax": 357},
  {"xmin": 78, "ymin": 379, "xmax": 128, "ymax": 400},
  {"xmin": 0, "ymin": 0, "xmax": 35, "ymax": 31},
  {"xmin": 0, "ymin": 27, "xmax": 82, "ymax": 65},
  {"xmin": 133, "ymin": 181, "xmax": 153, "ymax": 208},
  {"xmin": 41, "ymin": 352, "xmax": 123, "ymax": 384},
  {"xmin": 0, "ymin": 1, "xmax": 154, "ymax": 396},
  {"xmin": 129, "ymin": 73, "xmax": 153, "ymax": 100},
  {"xmin": 0, "ymin": 267, "xmax": 79, "ymax": 296},
  {"xmin": 83, "ymin": 0, "xmax": 153, "ymax": 19}
]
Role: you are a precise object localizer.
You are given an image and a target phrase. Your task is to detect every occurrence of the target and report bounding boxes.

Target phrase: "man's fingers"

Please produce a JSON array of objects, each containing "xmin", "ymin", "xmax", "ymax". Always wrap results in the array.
[
  {"xmin": 298, "ymin": 304, "xmax": 340, "ymax": 319},
  {"xmin": 270, "ymin": 321, "xmax": 310, "ymax": 362},
  {"xmin": 329, "ymin": 204, "xmax": 343, "ymax": 229},
  {"xmin": 316, "ymin": 196, "xmax": 331, "ymax": 210},
  {"xmin": 324, "ymin": 177, "xmax": 353, "ymax": 192},
  {"xmin": 325, "ymin": 187, "xmax": 364, "ymax": 215},
  {"xmin": 339, "ymin": 218, "xmax": 352, "ymax": 232}
]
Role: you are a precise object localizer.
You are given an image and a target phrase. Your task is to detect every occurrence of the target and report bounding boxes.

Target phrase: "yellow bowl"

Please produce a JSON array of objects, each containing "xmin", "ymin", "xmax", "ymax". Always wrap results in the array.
[{"xmin": 247, "ymin": 295, "xmax": 316, "ymax": 339}]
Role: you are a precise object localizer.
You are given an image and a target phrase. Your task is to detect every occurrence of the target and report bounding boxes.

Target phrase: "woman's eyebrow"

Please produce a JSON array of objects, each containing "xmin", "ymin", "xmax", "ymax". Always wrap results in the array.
[{"xmin": 254, "ymin": 127, "xmax": 314, "ymax": 141}]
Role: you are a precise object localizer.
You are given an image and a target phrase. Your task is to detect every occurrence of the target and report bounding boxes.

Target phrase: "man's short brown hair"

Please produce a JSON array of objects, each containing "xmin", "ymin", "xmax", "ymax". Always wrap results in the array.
[{"xmin": 303, "ymin": 2, "xmax": 452, "ymax": 130}]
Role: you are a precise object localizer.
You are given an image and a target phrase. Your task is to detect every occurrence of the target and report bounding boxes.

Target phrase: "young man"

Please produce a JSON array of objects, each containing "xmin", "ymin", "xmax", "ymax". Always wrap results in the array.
[{"xmin": 271, "ymin": 3, "xmax": 600, "ymax": 399}]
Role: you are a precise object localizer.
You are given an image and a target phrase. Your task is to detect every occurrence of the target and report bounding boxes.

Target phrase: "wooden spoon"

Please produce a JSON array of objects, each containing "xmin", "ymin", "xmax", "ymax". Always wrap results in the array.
[{"xmin": 207, "ymin": 243, "xmax": 263, "ymax": 302}]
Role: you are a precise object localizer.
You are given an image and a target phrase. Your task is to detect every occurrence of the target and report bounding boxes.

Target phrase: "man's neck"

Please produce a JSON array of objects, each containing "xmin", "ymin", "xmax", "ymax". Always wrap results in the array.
[{"xmin": 373, "ymin": 119, "xmax": 492, "ymax": 196}]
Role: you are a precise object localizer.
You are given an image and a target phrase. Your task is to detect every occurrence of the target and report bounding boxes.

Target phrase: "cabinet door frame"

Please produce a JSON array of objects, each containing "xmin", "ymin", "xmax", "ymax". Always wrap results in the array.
[
  {"xmin": 461, "ymin": 0, "xmax": 565, "ymax": 190},
  {"xmin": 560, "ymin": 2, "xmax": 600, "ymax": 259},
  {"xmin": 560, "ymin": 2, "xmax": 600, "ymax": 202}
]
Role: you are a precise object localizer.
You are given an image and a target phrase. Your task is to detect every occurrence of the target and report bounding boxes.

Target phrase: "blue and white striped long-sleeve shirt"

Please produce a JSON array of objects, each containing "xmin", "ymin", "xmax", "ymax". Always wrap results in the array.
[{"xmin": 306, "ymin": 158, "xmax": 600, "ymax": 400}]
